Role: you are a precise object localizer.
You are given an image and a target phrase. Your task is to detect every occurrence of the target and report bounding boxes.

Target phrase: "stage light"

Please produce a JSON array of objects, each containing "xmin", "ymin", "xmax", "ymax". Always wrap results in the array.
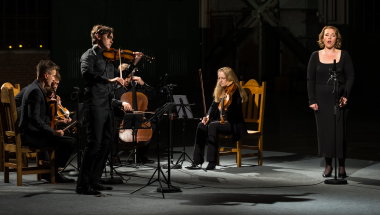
[
  {"xmin": 40, "ymin": 45, "xmax": 42, "ymax": 48},
  {"xmin": 9, "ymin": 46, "xmax": 12, "ymax": 49},
  {"xmin": 19, "ymin": 45, "xmax": 22, "ymax": 48}
]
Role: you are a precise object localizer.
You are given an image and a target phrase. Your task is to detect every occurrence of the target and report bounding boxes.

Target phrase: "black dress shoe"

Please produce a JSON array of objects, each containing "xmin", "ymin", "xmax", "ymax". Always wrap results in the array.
[
  {"xmin": 322, "ymin": 168, "xmax": 333, "ymax": 177},
  {"xmin": 338, "ymin": 172, "xmax": 347, "ymax": 178},
  {"xmin": 185, "ymin": 163, "xmax": 201, "ymax": 170},
  {"xmin": 206, "ymin": 162, "xmax": 216, "ymax": 170},
  {"xmin": 91, "ymin": 183, "xmax": 113, "ymax": 191},
  {"xmin": 42, "ymin": 173, "xmax": 75, "ymax": 183},
  {"xmin": 56, "ymin": 173, "xmax": 75, "ymax": 183},
  {"xmin": 137, "ymin": 156, "xmax": 155, "ymax": 164},
  {"xmin": 76, "ymin": 185, "xmax": 101, "ymax": 195}
]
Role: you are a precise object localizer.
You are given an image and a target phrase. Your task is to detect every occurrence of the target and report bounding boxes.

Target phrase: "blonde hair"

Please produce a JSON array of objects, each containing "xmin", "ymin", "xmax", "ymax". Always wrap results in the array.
[
  {"xmin": 317, "ymin": 26, "xmax": 342, "ymax": 49},
  {"xmin": 213, "ymin": 67, "xmax": 247, "ymax": 103}
]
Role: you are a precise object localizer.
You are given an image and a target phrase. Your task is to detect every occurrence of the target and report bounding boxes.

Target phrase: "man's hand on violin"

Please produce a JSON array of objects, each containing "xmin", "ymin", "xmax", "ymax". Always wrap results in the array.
[
  {"xmin": 54, "ymin": 130, "xmax": 64, "ymax": 137},
  {"xmin": 132, "ymin": 76, "xmax": 144, "ymax": 85},
  {"xmin": 56, "ymin": 95, "xmax": 61, "ymax": 104},
  {"xmin": 202, "ymin": 116, "xmax": 210, "ymax": 125},
  {"xmin": 109, "ymin": 77, "xmax": 124, "ymax": 86},
  {"xmin": 132, "ymin": 52, "xmax": 144, "ymax": 65},
  {"xmin": 122, "ymin": 102, "xmax": 132, "ymax": 112}
]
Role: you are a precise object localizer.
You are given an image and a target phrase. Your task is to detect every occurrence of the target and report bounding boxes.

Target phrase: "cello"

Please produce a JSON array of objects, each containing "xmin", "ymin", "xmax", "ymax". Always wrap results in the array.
[{"xmin": 113, "ymin": 48, "xmax": 153, "ymax": 146}]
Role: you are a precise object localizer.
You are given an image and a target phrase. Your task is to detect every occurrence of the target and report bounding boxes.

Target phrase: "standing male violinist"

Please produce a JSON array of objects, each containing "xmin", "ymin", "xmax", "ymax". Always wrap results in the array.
[
  {"xmin": 111, "ymin": 63, "xmax": 157, "ymax": 164},
  {"xmin": 19, "ymin": 60, "xmax": 76, "ymax": 183},
  {"xmin": 77, "ymin": 24, "xmax": 144, "ymax": 195}
]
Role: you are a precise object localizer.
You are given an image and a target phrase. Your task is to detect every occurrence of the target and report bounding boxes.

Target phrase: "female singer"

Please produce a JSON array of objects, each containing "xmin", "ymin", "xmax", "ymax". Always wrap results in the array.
[
  {"xmin": 186, "ymin": 67, "xmax": 248, "ymax": 170},
  {"xmin": 307, "ymin": 26, "xmax": 354, "ymax": 178}
]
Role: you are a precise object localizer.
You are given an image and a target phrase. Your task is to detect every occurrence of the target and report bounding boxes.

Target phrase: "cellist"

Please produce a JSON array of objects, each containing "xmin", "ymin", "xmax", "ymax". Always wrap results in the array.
[
  {"xmin": 186, "ymin": 67, "xmax": 248, "ymax": 170},
  {"xmin": 111, "ymin": 63, "xmax": 157, "ymax": 164}
]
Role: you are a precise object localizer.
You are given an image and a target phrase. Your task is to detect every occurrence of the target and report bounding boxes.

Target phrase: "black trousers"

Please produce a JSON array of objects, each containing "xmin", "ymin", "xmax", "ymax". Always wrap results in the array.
[
  {"xmin": 192, "ymin": 120, "xmax": 232, "ymax": 164},
  {"xmin": 78, "ymin": 107, "xmax": 113, "ymax": 185},
  {"xmin": 23, "ymin": 132, "xmax": 76, "ymax": 175},
  {"xmin": 111, "ymin": 117, "xmax": 154, "ymax": 158}
]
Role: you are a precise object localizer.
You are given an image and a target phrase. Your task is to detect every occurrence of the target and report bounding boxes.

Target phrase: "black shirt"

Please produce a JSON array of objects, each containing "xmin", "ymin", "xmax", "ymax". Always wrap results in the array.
[{"xmin": 80, "ymin": 45, "xmax": 134, "ymax": 109}]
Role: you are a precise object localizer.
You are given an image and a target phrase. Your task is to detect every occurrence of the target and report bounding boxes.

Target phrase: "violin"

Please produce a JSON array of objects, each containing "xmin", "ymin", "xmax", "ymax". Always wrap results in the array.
[
  {"xmin": 103, "ymin": 48, "xmax": 155, "ymax": 63},
  {"xmin": 219, "ymin": 81, "xmax": 237, "ymax": 124},
  {"xmin": 46, "ymin": 96, "xmax": 58, "ymax": 129}
]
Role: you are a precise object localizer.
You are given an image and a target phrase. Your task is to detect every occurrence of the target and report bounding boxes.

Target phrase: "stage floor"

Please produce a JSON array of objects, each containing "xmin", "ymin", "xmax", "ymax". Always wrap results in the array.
[{"xmin": 1, "ymin": 148, "xmax": 380, "ymax": 215}]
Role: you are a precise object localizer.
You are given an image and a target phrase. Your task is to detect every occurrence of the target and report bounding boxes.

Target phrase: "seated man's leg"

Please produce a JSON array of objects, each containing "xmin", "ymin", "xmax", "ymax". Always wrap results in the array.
[{"xmin": 47, "ymin": 136, "xmax": 76, "ymax": 174}]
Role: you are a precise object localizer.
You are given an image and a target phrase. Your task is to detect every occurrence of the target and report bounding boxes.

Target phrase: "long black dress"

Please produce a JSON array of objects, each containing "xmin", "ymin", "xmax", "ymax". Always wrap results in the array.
[{"xmin": 307, "ymin": 50, "xmax": 354, "ymax": 158}]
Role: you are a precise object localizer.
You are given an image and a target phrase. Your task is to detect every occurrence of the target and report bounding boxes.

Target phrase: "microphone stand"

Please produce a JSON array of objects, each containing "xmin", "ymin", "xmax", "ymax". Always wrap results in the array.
[
  {"xmin": 325, "ymin": 59, "xmax": 347, "ymax": 185},
  {"xmin": 62, "ymin": 87, "xmax": 83, "ymax": 176}
]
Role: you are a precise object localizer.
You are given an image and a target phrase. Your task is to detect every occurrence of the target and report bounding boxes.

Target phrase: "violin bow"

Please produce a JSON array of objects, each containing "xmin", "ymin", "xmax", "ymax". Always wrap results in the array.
[{"xmin": 199, "ymin": 69, "xmax": 207, "ymax": 117}]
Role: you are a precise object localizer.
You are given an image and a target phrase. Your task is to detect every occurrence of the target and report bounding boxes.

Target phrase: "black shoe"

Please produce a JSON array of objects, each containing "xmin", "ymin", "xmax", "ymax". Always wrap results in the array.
[
  {"xmin": 91, "ymin": 183, "xmax": 113, "ymax": 191},
  {"xmin": 137, "ymin": 156, "xmax": 155, "ymax": 164},
  {"xmin": 56, "ymin": 173, "xmax": 75, "ymax": 183},
  {"xmin": 185, "ymin": 163, "xmax": 201, "ymax": 170},
  {"xmin": 76, "ymin": 185, "xmax": 101, "ymax": 195},
  {"xmin": 338, "ymin": 172, "xmax": 347, "ymax": 178},
  {"xmin": 322, "ymin": 168, "xmax": 333, "ymax": 177},
  {"xmin": 206, "ymin": 162, "xmax": 216, "ymax": 170}
]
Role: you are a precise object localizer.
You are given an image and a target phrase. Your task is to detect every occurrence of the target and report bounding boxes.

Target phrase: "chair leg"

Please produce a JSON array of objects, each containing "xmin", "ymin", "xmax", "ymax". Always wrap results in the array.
[
  {"xmin": 258, "ymin": 136, "xmax": 263, "ymax": 166},
  {"xmin": 16, "ymin": 152, "xmax": 23, "ymax": 186},
  {"xmin": 217, "ymin": 148, "xmax": 220, "ymax": 166},
  {"xmin": 236, "ymin": 141, "xmax": 241, "ymax": 167},
  {"xmin": 4, "ymin": 151, "xmax": 9, "ymax": 183},
  {"xmin": 22, "ymin": 154, "xmax": 28, "ymax": 167},
  {"xmin": 50, "ymin": 150, "xmax": 55, "ymax": 184},
  {"xmin": 36, "ymin": 151, "xmax": 41, "ymax": 181}
]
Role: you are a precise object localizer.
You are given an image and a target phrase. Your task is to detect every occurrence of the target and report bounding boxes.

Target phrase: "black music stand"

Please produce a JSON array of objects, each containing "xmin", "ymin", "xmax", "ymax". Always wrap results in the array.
[
  {"xmin": 130, "ymin": 102, "xmax": 181, "ymax": 198},
  {"xmin": 121, "ymin": 113, "xmax": 150, "ymax": 168},
  {"xmin": 169, "ymin": 95, "xmax": 196, "ymax": 169}
]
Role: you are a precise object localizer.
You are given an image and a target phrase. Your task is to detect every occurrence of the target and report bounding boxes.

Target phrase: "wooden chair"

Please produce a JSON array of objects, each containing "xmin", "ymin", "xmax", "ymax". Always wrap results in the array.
[
  {"xmin": 0, "ymin": 83, "xmax": 21, "ymax": 172},
  {"xmin": 218, "ymin": 79, "xmax": 266, "ymax": 167},
  {"xmin": 1, "ymin": 87, "xmax": 55, "ymax": 186}
]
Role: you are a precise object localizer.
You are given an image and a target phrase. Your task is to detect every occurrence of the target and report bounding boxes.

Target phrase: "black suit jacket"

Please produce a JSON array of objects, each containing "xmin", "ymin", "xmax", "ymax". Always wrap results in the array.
[
  {"xmin": 80, "ymin": 45, "xmax": 135, "ymax": 109},
  {"xmin": 19, "ymin": 79, "xmax": 55, "ymax": 137},
  {"xmin": 208, "ymin": 90, "xmax": 248, "ymax": 142}
]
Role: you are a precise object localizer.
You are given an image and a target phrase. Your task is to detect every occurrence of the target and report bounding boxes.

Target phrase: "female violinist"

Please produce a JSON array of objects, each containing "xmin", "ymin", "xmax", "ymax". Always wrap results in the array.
[{"xmin": 186, "ymin": 67, "xmax": 248, "ymax": 170}]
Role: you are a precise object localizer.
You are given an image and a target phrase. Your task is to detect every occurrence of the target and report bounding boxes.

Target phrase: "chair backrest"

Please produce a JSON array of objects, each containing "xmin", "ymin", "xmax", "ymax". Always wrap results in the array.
[
  {"xmin": 1, "ymin": 83, "xmax": 21, "ymax": 96},
  {"xmin": 241, "ymin": 79, "xmax": 267, "ymax": 132},
  {"xmin": 0, "ymin": 87, "xmax": 19, "ymax": 142}
]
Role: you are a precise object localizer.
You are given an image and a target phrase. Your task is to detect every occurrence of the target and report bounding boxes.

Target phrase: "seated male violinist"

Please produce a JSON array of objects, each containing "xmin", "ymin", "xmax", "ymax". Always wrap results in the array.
[
  {"xmin": 19, "ymin": 60, "xmax": 76, "ymax": 183},
  {"xmin": 45, "ymin": 72, "xmax": 74, "ymax": 135},
  {"xmin": 111, "ymin": 63, "xmax": 157, "ymax": 164}
]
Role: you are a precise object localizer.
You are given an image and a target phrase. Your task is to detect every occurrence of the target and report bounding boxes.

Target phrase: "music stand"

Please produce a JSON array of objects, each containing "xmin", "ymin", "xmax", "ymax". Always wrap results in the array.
[
  {"xmin": 169, "ymin": 95, "xmax": 196, "ymax": 169},
  {"xmin": 131, "ymin": 102, "xmax": 181, "ymax": 198},
  {"xmin": 121, "ymin": 113, "xmax": 150, "ymax": 168}
]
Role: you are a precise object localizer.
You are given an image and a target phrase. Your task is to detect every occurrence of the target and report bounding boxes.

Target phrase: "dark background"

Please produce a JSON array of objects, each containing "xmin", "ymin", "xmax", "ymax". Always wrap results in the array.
[{"xmin": 1, "ymin": 0, "xmax": 379, "ymax": 161}]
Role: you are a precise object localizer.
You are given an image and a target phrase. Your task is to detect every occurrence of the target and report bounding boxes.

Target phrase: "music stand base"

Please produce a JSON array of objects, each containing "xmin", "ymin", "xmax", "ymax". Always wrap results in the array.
[
  {"xmin": 157, "ymin": 185, "xmax": 182, "ymax": 193},
  {"xmin": 68, "ymin": 170, "xmax": 79, "ymax": 177},
  {"xmin": 324, "ymin": 179, "xmax": 347, "ymax": 185},
  {"xmin": 162, "ymin": 163, "xmax": 182, "ymax": 169},
  {"xmin": 101, "ymin": 177, "xmax": 123, "ymax": 184}
]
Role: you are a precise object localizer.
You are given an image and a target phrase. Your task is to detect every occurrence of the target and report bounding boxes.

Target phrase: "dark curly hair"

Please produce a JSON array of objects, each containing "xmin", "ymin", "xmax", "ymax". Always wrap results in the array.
[{"xmin": 91, "ymin": 25, "xmax": 114, "ymax": 45}]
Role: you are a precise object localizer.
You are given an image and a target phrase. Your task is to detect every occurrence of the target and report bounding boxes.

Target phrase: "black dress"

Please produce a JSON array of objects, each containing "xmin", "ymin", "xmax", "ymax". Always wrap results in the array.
[{"xmin": 307, "ymin": 50, "xmax": 355, "ymax": 158}]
